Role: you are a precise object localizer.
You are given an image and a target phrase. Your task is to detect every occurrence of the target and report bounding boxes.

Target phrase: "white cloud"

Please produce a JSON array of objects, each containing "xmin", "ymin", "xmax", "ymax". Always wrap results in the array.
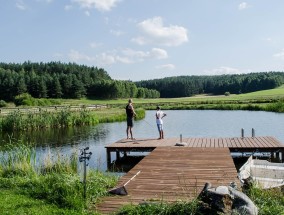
[
  {"xmin": 203, "ymin": 66, "xmax": 241, "ymax": 75},
  {"xmin": 238, "ymin": 2, "xmax": 250, "ymax": 10},
  {"xmin": 122, "ymin": 48, "xmax": 168, "ymax": 62},
  {"xmin": 72, "ymin": 0, "xmax": 122, "ymax": 12},
  {"xmin": 97, "ymin": 52, "xmax": 116, "ymax": 65},
  {"xmin": 85, "ymin": 10, "xmax": 90, "ymax": 16},
  {"xmin": 16, "ymin": 0, "xmax": 27, "ymax": 10},
  {"xmin": 274, "ymin": 49, "xmax": 284, "ymax": 60},
  {"xmin": 64, "ymin": 5, "xmax": 73, "ymax": 10},
  {"xmin": 156, "ymin": 64, "xmax": 175, "ymax": 70},
  {"xmin": 132, "ymin": 16, "xmax": 188, "ymax": 47},
  {"xmin": 68, "ymin": 47, "xmax": 168, "ymax": 66},
  {"xmin": 151, "ymin": 48, "xmax": 168, "ymax": 59},
  {"xmin": 90, "ymin": 42, "xmax": 102, "ymax": 48},
  {"xmin": 110, "ymin": 29, "xmax": 124, "ymax": 36},
  {"xmin": 68, "ymin": 49, "xmax": 94, "ymax": 61}
]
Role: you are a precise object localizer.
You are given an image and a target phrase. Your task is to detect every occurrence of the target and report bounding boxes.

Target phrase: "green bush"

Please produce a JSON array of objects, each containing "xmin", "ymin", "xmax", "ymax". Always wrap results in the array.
[
  {"xmin": 14, "ymin": 93, "xmax": 61, "ymax": 107},
  {"xmin": 14, "ymin": 93, "xmax": 35, "ymax": 106},
  {"xmin": 0, "ymin": 100, "xmax": 7, "ymax": 107}
]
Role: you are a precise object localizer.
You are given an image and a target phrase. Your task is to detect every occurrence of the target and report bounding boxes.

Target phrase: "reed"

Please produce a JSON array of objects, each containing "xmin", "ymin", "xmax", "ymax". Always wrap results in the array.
[
  {"xmin": 0, "ymin": 108, "xmax": 146, "ymax": 132},
  {"xmin": 265, "ymin": 101, "xmax": 284, "ymax": 113},
  {"xmin": 0, "ymin": 142, "xmax": 118, "ymax": 213}
]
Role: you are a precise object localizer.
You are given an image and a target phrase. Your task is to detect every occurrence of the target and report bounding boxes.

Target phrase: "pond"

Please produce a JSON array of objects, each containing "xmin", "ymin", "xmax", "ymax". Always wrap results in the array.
[{"xmin": 1, "ymin": 110, "xmax": 284, "ymax": 172}]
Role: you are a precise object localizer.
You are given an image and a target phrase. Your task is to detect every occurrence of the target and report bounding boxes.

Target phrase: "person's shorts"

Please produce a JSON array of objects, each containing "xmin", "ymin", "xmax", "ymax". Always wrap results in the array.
[
  {"xmin": 157, "ymin": 124, "xmax": 163, "ymax": 132},
  {"xmin": 127, "ymin": 117, "xmax": 133, "ymax": 127}
]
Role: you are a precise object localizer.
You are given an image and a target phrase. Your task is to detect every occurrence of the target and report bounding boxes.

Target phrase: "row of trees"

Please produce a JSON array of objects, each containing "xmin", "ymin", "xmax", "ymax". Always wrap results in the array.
[
  {"xmin": 136, "ymin": 72, "xmax": 284, "ymax": 98},
  {"xmin": 0, "ymin": 62, "xmax": 160, "ymax": 101}
]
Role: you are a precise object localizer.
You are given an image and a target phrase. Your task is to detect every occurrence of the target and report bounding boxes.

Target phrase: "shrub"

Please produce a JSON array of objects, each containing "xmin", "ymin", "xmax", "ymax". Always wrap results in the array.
[
  {"xmin": 0, "ymin": 100, "xmax": 7, "ymax": 107},
  {"xmin": 14, "ymin": 93, "xmax": 36, "ymax": 106},
  {"xmin": 224, "ymin": 92, "xmax": 230, "ymax": 96}
]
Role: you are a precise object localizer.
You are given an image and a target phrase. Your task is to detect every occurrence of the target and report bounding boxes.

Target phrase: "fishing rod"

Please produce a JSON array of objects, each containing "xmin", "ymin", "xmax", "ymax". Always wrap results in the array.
[{"xmin": 142, "ymin": 118, "xmax": 155, "ymax": 128}]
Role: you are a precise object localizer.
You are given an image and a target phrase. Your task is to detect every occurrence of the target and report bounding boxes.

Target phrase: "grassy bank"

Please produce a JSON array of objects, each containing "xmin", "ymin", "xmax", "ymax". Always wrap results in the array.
[
  {"xmin": 0, "ymin": 142, "xmax": 118, "ymax": 215},
  {"xmin": 116, "ymin": 185, "xmax": 284, "ymax": 215},
  {"xmin": 0, "ymin": 108, "xmax": 145, "ymax": 132}
]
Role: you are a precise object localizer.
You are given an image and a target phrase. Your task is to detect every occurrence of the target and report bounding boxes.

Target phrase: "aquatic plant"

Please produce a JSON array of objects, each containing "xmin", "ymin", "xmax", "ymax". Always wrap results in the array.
[{"xmin": 0, "ymin": 108, "xmax": 146, "ymax": 132}]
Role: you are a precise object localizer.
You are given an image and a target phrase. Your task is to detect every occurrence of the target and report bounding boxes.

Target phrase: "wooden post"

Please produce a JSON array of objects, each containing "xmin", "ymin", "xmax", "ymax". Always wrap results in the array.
[
  {"xmin": 276, "ymin": 151, "xmax": 280, "ymax": 162},
  {"xmin": 106, "ymin": 149, "xmax": 111, "ymax": 167},
  {"xmin": 241, "ymin": 128, "xmax": 244, "ymax": 138},
  {"xmin": 252, "ymin": 128, "xmax": 255, "ymax": 138},
  {"xmin": 116, "ymin": 150, "xmax": 121, "ymax": 161}
]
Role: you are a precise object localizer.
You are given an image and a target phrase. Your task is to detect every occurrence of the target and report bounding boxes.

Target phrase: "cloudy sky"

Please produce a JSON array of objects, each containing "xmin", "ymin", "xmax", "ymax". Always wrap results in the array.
[{"xmin": 1, "ymin": 0, "xmax": 284, "ymax": 81}]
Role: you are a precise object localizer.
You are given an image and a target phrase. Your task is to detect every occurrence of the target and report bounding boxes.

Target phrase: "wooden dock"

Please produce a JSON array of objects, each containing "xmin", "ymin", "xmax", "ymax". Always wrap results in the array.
[
  {"xmin": 96, "ymin": 136, "xmax": 284, "ymax": 214},
  {"xmin": 106, "ymin": 136, "xmax": 284, "ymax": 164},
  {"xmin": 97, "ymin": 147, "xmax": 240, "ymax": 214}
]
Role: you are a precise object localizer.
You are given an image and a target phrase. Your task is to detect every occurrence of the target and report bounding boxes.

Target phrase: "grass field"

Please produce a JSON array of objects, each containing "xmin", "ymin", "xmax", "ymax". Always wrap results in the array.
[{"xmin": 60, "ymin": 85, "xmax": 284, "ymax": 106}]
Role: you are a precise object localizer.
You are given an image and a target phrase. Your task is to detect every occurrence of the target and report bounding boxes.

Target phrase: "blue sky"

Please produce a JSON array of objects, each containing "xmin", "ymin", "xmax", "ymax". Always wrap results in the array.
[{"xmin": 1, "ymin": 0, "xmax": 284, "ymax": 81}]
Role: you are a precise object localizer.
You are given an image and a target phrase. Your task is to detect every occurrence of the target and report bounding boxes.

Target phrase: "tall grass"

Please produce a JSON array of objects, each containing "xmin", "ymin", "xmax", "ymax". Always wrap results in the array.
[
  {"xmin": 0, "ymin": 141, "xmax": 118, "ymax": 214},
  {"xmin": 265, "ymin": 101, "xmax": 284, "ymax": 112},
  {"xmin": 117, "ymin": 199, "xmax": 202, "ymax": 215},
  {"xmin": 0, "ymin": 108, "xmax": 146, "ymax": 132},
  {"xmin": 245, "ymin": 185, "xmax": 284, "ymax": 215}
]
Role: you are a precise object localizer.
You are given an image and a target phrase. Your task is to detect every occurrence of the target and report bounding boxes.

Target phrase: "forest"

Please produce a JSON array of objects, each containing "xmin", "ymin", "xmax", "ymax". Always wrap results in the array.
[
  {"xmin": 0, "ymin": 61, "xmax": 160, "ymax": 102},
  {"xmin": 136, "ymin": 72, "xmax": 284, "ymax": 98},
  {"xmin": 1, "ymin": 61, "xmax": 284, "ymax": 102}
]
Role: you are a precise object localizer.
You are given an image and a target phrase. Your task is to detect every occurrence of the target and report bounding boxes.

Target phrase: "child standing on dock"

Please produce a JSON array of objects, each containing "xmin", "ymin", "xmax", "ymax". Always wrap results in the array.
[{"xmin": 156, "ymin": 106, "xmax": 166, "ymax": 139}]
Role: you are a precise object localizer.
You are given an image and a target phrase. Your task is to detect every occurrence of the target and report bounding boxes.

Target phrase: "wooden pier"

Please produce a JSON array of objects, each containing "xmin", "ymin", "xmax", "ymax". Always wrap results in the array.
[
  {"xmin": 96, "ymin": 136, "xmax": 284, "ymax": 214},
  {"xmin": 106, "ymin": 136, "xmax": 284, "ymax": 165}
]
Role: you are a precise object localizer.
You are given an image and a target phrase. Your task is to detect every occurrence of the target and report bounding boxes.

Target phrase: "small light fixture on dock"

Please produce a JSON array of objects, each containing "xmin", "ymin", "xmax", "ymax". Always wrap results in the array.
[
  {"xmin": 175, "ymin": 134, "xmax": 187, "ymax": 146},
  {"xmin": 79, "ymin": 147, "xmax": 92, "ymax": 199}
]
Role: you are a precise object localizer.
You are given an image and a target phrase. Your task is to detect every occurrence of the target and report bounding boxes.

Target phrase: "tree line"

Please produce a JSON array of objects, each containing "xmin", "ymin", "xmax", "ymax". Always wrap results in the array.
[
  {"xmin": 0, "ymin": 61, "xmax": 160, "ymax": 102},
  {"xmin": 136, "ymin": 72, "xmax": 284, "ymax": 98}
]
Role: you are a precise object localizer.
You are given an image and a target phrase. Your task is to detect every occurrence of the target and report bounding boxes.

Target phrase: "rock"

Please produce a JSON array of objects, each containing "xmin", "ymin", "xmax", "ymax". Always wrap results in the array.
[{"xmin": 198, "ymin": 182, "xmax": 258, "ymax": 215}]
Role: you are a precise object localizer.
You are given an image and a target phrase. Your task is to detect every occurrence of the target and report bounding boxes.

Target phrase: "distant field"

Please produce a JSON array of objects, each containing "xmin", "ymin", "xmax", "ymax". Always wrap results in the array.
[
  {"xmin": 237, "ymin": 85, "xmax": 284, "ymax": 97},
  {"xmin": 61, "ymin": 85, "xmax": 284, "ymax": 106}
]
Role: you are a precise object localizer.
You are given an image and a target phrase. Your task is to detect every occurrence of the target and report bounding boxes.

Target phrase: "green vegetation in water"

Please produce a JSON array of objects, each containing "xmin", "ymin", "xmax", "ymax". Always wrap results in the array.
[
  {"xmin": 0, "ymin": 108, "xmax": 145, "ymax": 132},
  {"xmin": 0, "ymin": 141, "xmax": 118, "ymax": 215}
]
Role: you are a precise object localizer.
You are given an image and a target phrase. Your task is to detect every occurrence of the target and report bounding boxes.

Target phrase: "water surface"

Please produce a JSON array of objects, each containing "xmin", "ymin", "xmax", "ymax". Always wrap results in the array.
[{"xmin": 1, "ymin": 110, "xmax": 284, "ymax": 171}]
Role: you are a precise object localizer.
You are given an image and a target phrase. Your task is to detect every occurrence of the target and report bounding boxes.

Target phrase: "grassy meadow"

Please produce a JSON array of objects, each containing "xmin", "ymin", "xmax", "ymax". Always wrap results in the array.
[{"xmin": 59, "ymin": 84, "xmax": 284, "ymax": 105}]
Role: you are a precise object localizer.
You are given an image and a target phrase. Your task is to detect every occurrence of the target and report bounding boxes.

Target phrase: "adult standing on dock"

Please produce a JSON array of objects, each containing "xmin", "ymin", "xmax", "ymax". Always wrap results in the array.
[
  {"xmin": 156, "ymin": 106, "xmax": 166, "ymax": 139},
  {"xmin": 126, "ymin": 99, "xmax": 136, "ymax": 139}
]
